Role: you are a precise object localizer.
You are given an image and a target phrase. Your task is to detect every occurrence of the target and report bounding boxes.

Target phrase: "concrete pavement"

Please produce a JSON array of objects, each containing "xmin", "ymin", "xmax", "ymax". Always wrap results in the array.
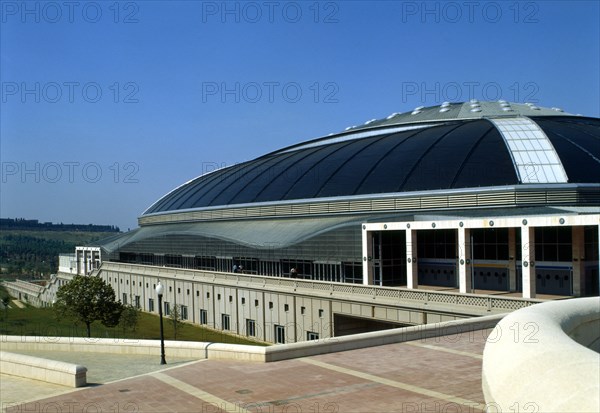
[{"xmin": 2, "ymin": 328, "xmax": 493, "ymax": 413}]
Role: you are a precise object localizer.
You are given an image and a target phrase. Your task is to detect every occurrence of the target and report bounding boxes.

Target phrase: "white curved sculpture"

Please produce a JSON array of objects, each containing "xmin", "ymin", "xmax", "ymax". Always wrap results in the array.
[{"xmin": 482, "ymin": 297, "xmax": 600, "ymax": 412}]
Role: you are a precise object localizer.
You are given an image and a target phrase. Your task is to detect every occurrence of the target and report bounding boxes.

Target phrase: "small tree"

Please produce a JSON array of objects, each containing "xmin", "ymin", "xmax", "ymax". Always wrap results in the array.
[
  {"xmin": 169, "ymin": 304, "xmax": 184, "ymax": 339},
  {"xmin": 54, "ymin": 275, "xmax": 123, "ymax": 337},
  {"xmin": 119, "ymin": 304, "xmax": 140, "ymax": 333}
]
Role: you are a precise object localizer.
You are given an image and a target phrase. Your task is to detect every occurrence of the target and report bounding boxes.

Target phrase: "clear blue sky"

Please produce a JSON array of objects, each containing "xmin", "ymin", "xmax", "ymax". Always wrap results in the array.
[{"xmin": 1, "ymin": 1, "xmax": 599, "ymax": 231}]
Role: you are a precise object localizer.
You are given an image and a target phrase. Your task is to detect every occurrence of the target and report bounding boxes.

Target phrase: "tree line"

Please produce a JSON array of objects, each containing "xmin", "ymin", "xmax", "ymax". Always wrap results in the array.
[
  {"xmin": 1, "ymin": 218, "xmax": 120, "ymax": 233},
  {"xmin": 0, "ymin": 235, "xmax": 74, "ymax": 276}
]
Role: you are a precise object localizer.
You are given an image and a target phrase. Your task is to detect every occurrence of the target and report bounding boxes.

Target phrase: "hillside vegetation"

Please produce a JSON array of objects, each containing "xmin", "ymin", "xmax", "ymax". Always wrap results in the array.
[{"xmin": 0, "ymin": 218, "xmax": 119, "ymax": 279}]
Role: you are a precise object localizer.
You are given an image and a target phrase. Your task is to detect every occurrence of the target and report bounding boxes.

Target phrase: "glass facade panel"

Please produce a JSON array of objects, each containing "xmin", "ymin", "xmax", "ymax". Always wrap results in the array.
[
  {"xmin": 489, "ymin": 117, "xmax": 568, "ymax": 184},
  {"xmin": 535, "ymin": 227, "xmax": 572, "ymax": 262}
]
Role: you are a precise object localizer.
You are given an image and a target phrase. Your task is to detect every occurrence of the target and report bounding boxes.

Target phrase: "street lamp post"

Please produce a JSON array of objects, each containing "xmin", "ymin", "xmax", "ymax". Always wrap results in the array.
[{"xmin": 156, "ymin": 281, "xmax": 166, "ymax": 365}]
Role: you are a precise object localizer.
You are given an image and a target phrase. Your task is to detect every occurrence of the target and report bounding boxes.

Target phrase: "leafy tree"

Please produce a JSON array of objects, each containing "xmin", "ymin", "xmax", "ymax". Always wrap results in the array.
[
  {"xmin": 169, "ymin": 304, "xmax": 184, "ymax": 339},
  {"xmin": 119, "ymin": 304, "xmax": 140, "ymax": 333},
  {"xmin": 54, "ymin": 275, "xmax": 123, "ymax": 337}
]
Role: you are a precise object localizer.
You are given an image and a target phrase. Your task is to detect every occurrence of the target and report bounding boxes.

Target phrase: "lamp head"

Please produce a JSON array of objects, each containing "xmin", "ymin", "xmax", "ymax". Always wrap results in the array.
[{"xmin": 156, "ymin": 281, "xmax": 164, "ymax": 296}]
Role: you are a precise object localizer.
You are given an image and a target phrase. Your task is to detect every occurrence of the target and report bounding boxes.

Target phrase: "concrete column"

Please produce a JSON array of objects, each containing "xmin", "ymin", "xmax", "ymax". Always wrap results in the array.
[
  {"xmin": 572, "ymin": 226, "xmax": 584, "ymax": 297},
  {"xmin": 362, "ymin": 228, "xmax": 373, "ymax": 286},
  {"xmin": 406, "ymin": 229, "xmax": 418, "ymax": 289},
  {"xmin": 508, "ymin": 227, "xmax": 517, "ymax": 291},
  {"xmin": 76, "ymin": 250, "xmax": 81, "ymax": 275},
  {"xmin": 521, "ymin": 226, "xmax": 536, "ymax": 299},
  {"xmin": 458, "ymin": 227, "xmax": 472, "ymax": 293}
]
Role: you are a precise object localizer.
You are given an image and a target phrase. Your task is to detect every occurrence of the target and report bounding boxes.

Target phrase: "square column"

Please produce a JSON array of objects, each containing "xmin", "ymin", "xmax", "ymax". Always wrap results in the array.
[
  {"xmin": 406, "ymin": 229, "xmax": 418, "ymax": 289},
  {"xmin": 572, "ymin": 226, "xmax": 585, "ymax": 297},
  {"xmin": 362, "ymin": 228, "xmax": 373, "ymax": 286},
  {"xmin": 508, "ymin": 227, "xmax": 517, "ymax": 291},
  {"xmin": 521, "ymin": 226, "xmax": 536, "ymax": 298},
  {"xmin": 458, "ymin": 227, "xmax": 472, "ymax": 293}
]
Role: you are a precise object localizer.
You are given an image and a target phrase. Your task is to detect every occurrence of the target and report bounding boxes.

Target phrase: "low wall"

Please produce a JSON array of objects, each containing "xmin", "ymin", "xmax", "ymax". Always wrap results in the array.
[
  {"xmin": 1, "ymin": 313, "xmax": 505, "ymax": 364},
  {"xmin": 482, "ymin": 297, "xmax": 600, "ymax": 413},
  {"xmin": 0, "ymin": 337, "xmax": 215, "ymax": 360},
  {"xmin": 263, "ymin": 312, "xmax": 504, "ymax": 362},
  {"xmin": 0, "ymin": 351, "xmax": 87, "ymax": 388}
]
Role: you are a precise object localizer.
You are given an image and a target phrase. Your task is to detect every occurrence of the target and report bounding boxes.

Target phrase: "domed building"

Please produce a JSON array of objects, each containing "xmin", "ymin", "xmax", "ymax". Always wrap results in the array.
[{"xmin": 89, "ymin": 101, "xmax": 600, "ymax": 298}]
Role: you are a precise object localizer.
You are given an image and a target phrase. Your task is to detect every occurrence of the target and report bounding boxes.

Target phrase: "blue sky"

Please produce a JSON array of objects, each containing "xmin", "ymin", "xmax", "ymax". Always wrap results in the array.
[{"xmin": 1, "ymin": 1, "xmax": 599, "ymax": 231}]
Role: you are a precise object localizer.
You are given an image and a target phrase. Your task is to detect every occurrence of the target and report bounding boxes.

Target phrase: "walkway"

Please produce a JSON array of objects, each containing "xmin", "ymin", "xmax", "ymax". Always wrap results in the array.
[{"xmin": 2, "ymin": 328, "xmax": 493, "ymax": 413}]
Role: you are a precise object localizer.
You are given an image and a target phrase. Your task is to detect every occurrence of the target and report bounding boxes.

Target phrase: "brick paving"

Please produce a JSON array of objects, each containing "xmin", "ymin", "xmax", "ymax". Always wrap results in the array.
[{"xmin": 2, "ymin": 330, "xmax": 491, "ymax": 413}]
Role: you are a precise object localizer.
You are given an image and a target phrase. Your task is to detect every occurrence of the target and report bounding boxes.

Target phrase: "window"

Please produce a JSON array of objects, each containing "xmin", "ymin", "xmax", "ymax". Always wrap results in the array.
[
  {"xmin": 181, "ymin": 305, "xmax": 188, "ymax": 320},
  {"xmin": 195, "ymin": 256, "xmax": 216, "ymax": 271},
  {"xmin": 122, "ymin": 293, "xmax": 127, "ymax": 305},
  {"xmin": 199, "ymin": 309, "xmax": 208, "ymax": 325},
  {"xmin": 418, "ymin": 229, "xmax": 457, "ymax": 259},
  {"xmin": 246, "ymin": 319, "xmax": 256, "ymax": 337},
  {"xmin": 301, "ymin": 306, "xmax": 306, "ymax": 315},
  {"xmin": 135, "ymin": 295, "xmax": 140, "ymax": 309},
  {"xmin": 229, "ymin": 295, "xmax": 233, "ymax": 303},
  {"xmin": 535, "ymin": 227, "xmax": 573, "ymax": 262},
  {"xmin": 207, "ymin": 292, "xmax": 210, "ymax": 299},
  {"xmin": 177, "ymin": 288, "xmax": 181, "ymax": 293},
  {"xmin": 269, "ymin": 302, "xmax": 273, "ymax": 309},
  {"xmin": 148, "ymin": 298, "xmax": 154, "ymax": 312},
  {"xmin": 343, "ymin": 262, "xmax": 363, "ymax": 284},
  {"xmin": 164, "ymin": 302, "xmax": 170, "ymax": 316},
  {"xmin": 255, "ymin": 299, "xmax": 259, "ymax": 306},
  {"xmin": 274, "ymin": 325, "xmax": 285, "ymax": 344},
  {"xmin": 319, "ymin": 309, "xmax": 324, "ymax": 318},
  {"xmin": 281, "ymin": 259, "xmax": 313, "ymax": 278},
  {"xmin": 217, "ymin": 294, "xmax": 221, "ymax": 300},
  {"xmin": 284, "ymin": 304, "xmax": 289, "ymax": 312},
  {"xmin": 222, "ymin": 314, "xmax": 230, "ymax": 330},
  {"xmin": 472, "ymin": 228, "xmax": 509, "ymax": 260},
  {"xmin": 233, "ymin": 257, "xmax": 259, "ymax": 274},
  {"xmin": 241, "ymin": 297, "xmax": 246, "ymax": 305},
  {"xmin": 307, "ymin": 332, "xmax": 319, "ymax": 341},
  {"xmin": 187, "ymin": 289, "xmax": 190, "ymax": 295},
  {"xmin": 196, "ymin": 291, "xmax": 200, "ymax": 297}
]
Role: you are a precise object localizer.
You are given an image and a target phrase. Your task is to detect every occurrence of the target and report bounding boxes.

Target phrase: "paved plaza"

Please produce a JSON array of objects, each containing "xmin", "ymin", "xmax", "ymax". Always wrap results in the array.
[{"xmin": 2, "ymin": 329, "xmax": 493, "ymax": 413}]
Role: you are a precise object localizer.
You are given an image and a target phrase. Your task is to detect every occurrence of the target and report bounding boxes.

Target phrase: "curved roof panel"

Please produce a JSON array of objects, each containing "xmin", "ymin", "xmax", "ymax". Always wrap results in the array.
[{"xmin": 144, "ymin": 103, "xmax": 600, "ymax": 216}]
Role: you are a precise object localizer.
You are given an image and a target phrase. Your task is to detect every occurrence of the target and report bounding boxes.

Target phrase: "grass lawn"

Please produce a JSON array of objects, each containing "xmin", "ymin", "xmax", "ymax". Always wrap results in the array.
[{"xmin": 0, "ymin": 304, "xmax": 268, "ymax": 346}]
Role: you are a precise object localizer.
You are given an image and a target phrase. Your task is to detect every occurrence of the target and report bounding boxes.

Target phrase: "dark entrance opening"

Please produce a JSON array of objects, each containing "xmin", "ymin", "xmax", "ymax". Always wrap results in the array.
[
  {"xmin": 372, "ymin": 230, "xmax": 406, "ymax": 286},
  {"xmin": 333, "ymin": 313, "xmax": 409, "ymax": 337},
  {"xmin": 417, "ymin": 229, "xmax": 457, "ymax": 287}
]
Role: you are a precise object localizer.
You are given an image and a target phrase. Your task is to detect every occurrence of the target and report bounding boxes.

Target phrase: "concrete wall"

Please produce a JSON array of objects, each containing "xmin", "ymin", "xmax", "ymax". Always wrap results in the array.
[
  {"xmin": 482, "ymin": 297, "xmax": 600, "ymax": 412},
  {"xmin": 98, "ymin": 263, "xmax": 536, "ymax": 344},
  {"xmin": 1, "ymin": 312, "xmax": 504, "ymax": 364},
  {"xmin": 0, "ymin": 351, "xmax": 87, "ymax": 387},
  {"xmin": 3, "ymin": 261, "xmax": 542, "ymax": 345}
]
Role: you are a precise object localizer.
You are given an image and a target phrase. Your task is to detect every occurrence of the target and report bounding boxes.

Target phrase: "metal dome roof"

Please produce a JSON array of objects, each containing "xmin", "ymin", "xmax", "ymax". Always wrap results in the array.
[{"xmin": 144, "ymin": 102, "xmax": 600, "ymax": 216}]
